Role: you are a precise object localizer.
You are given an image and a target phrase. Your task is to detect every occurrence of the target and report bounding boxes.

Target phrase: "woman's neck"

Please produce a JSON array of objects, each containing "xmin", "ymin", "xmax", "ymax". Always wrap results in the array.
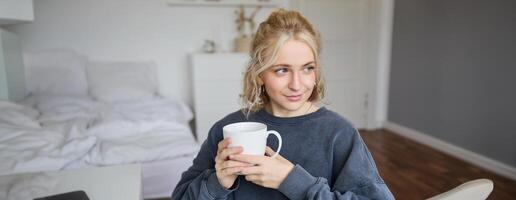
[{"xmin": 265, "ymin": 101, "xmax": 319, "ymax": 117}]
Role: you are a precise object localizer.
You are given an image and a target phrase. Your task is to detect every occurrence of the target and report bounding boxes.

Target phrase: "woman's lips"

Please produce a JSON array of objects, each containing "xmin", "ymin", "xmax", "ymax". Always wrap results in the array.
[{"xmin": 286, "ymin": 94, "xmax": 303, "ymax": 101}]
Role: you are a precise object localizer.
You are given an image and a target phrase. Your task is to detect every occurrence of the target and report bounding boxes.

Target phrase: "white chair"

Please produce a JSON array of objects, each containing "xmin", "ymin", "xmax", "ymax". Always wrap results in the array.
[{"xmin": 427, "ymin": 179, "xmax": 494, "ymax": 200}]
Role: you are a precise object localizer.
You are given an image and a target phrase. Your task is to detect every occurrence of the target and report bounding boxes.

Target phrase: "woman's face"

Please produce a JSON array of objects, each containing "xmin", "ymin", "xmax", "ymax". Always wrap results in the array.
[{"xmin": 259, "ymin": 39, "xmax": 317, "ymax": 117}]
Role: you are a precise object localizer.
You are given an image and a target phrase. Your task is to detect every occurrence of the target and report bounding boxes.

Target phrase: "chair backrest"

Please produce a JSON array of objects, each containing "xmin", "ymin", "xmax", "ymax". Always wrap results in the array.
[{"xmin": 427, "ymin": 179, "xmax": 494, "ymax": 200}]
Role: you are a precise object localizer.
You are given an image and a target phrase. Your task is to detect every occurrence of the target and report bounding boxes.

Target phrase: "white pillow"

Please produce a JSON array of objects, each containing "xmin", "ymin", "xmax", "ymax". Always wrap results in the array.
[
  {"xmin": 24, "ymin": 49, "xmax": 89, "ymax": 96},
  {"xmin": 86, "ymin": 61, "xmax": 158, "ymax": 102}
]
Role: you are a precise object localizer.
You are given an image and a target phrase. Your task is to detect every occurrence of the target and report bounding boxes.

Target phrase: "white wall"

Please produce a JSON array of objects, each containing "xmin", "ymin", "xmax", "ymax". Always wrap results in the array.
[{"xmin": 5, "ymin": 0, "xmax": 274, "ymax": 105}]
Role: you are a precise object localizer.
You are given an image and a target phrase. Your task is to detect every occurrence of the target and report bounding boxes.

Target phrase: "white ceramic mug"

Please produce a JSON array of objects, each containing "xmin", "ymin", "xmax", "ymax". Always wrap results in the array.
[{"xmin": 223, "ymin": 122, "xmax": 282, "ymax": 158}]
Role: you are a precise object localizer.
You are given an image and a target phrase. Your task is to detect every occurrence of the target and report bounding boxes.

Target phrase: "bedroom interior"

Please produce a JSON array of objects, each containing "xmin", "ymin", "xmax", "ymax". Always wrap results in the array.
[{"xmin": 0, "ymin": 0, "xmax": 515, "ymax": 199}]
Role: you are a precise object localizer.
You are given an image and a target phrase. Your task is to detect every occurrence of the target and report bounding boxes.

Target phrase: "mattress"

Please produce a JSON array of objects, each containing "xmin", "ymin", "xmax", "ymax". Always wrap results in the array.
[{"xmin": 141, "ymin": 155, "xmax": 196, "ymax": 199}]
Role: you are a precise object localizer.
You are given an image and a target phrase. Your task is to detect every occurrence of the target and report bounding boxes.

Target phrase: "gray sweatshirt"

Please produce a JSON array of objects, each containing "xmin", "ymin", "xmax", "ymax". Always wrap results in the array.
[{"xmin": 172, "ymin": 107, "xmax": 395, "ymax": 200}]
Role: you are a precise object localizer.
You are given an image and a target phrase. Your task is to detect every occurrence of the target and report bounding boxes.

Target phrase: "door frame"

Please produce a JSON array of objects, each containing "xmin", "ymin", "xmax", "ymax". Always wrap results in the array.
[{"xmin": 366, "ymin": 0, "xmax": 394, "ymax": 130}]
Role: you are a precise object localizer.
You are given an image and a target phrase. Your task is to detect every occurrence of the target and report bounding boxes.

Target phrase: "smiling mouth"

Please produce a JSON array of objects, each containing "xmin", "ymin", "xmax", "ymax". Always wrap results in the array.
[{"xmin": 286, "ymin": 94, "xmax": 303, "ymax": 101}]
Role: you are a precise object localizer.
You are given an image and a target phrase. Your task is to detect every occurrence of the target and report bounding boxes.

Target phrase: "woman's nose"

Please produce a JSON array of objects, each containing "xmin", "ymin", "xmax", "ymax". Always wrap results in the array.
[{"xmin": 288, "ymin": 72, "xmax": 301, "ymax": 91}]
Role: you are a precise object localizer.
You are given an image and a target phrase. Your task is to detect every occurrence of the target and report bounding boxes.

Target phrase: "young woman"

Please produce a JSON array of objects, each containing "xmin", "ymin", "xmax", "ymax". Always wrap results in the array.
[{"xmin": 172, "ymin": 9, "xmax": 394, "ymax": 200}]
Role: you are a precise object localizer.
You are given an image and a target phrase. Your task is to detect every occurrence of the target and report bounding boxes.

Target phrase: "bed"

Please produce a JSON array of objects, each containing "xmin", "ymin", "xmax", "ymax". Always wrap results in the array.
[{"xmin": 0, "ymin": 49, "xmax": 200, "ymax": 199}]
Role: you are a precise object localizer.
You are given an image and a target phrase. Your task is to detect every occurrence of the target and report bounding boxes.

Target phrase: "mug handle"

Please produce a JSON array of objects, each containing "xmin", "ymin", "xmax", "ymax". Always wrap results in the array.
[{"xmin": 266, "ymin": 130, "xmax": 282, "ymax": 158}]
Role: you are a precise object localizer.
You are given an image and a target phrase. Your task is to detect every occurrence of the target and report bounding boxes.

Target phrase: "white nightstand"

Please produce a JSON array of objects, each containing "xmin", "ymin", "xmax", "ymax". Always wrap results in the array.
[
  {"xmin": 0, "ymin": 164, "xmax": 141, "ymax": 200},
  {"xmin": 191, "ymin": 53, "xmax": 249, "ymax": 143}
]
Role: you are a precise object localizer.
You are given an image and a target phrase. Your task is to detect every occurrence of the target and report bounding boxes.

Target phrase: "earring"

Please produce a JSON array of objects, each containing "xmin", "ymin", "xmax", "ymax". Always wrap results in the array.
[{"xmin": 257, "ymin": 85, "xmax": 265, "ymax": 104}]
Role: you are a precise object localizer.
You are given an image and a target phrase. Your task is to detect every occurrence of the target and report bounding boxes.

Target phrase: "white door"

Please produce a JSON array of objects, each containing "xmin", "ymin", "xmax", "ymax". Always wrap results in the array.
[{"xmin": 296, "ymin": 0, "xmax": 373, "ymax": 128}]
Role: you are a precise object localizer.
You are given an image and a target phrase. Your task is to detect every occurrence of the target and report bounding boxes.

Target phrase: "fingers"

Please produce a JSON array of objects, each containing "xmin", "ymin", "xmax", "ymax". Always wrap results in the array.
[
  {"xmin": 216, "ymin": 146, "xmax": 243, "ymax": 162},
  {"xmin": 264, "ymin": 146, "xmax": 275, "ymax": 157},
  {"xmin": 216, "ymin": 160, "xmax": 253, "ymax": 177},
  {"xmin": 217, "ymin": 160, "xmax": 254, "ymax": 175},
  {"xmin": 221, "ymin": 160, "xmax": 254, "ymax": 169},
  {"xmin": 230, "ymin": 154, "xmax": 266, "ymax": 165},
  {"xmin": 217, "ymin": 138, "xmax": 231, "ymax": 154},
  {"xmin": 239, "ymin": 165, "xmax": 263, "ymax": 175},
  {"xmin": 245, "ymin": 174, "xmax": 262, "ymax": 183},
  {"xmin": 215, "ymin": 138, "xmax": 241, "ymax": 163},
  {"xmin": 220, "ymin": 166, "xmax": 244, "ymax": 176},
  {"xmin": 265, "ymin": 146, "xmax": 287, "ymax": 162}
]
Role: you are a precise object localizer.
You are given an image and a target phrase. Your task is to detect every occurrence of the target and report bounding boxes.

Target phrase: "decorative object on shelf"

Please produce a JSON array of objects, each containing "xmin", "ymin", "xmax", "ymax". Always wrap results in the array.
[
  {"xmin": 202, "ymin": 40, "xmax": 216, "ymax": 53},
  {"xmin": 233, "ymin": 5, "xmax": 261, "ymax": 53},
  {"xmin": 167, "ymin": 0, "xmax": 284, "ymax": 7}
]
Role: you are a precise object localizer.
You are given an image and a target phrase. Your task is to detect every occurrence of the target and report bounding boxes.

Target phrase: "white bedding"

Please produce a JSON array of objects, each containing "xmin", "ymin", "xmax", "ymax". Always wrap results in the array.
[
  {"xmin": 10, "ymin": 52, "xmax": 199, "ymax": 198},
  {"xmin": 0, "ymin": 100, "xmax": 96, "ymax": 175},
  {"xmin": 0, "ymin": 96, "xmax": 199, "ymax": 179},
  {"xmin": 84, "ymin": 98, "xmax": 198, "ymax": 165}
]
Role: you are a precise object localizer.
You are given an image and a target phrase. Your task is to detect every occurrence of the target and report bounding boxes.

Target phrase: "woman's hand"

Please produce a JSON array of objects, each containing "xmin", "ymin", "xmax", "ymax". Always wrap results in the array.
[
  {"xmin": 214, "ymin": 138, "xmax": 253, "ymax": 189},
  {"xmin": 229, "ymin": 147, "xmax": 294, "ymax": 189}
]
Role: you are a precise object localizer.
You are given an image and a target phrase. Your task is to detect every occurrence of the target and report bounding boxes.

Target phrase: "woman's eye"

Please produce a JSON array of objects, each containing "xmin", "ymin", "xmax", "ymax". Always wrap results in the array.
[
  {"xmin": 274, "ymin": 68, "xmax": 289, "ymax": 75},
  {"xmin": 303, "ymin": 65, "xmax": 316, "ymax": 73}
]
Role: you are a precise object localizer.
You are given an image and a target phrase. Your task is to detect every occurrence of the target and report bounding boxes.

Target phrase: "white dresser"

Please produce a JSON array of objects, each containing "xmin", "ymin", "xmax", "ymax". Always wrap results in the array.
[{"xmin": 191, "ymin": 53, "xmax": 249, "ymax": 143}]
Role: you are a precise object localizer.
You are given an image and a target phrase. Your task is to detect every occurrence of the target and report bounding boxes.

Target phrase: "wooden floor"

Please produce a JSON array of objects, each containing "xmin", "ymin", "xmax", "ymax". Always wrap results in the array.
[{"xmin": 360, "ymin": 129, "xmax": 516, "ymax": 200}]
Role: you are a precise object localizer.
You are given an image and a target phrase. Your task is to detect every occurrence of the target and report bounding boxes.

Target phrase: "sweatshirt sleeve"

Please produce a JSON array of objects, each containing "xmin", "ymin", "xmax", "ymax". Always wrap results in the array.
[
  {"xmin": 277, "ymin": 127, "xmax": 395, "ymax": 200},
  {"xmin": 171, "ymin": 123, "xmax": 240, "ymax": 200}
]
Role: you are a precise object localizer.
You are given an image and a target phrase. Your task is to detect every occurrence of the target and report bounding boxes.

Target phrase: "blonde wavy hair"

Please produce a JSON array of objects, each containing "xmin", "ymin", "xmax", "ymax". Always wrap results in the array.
[{"xmin": 241, "ymin": 9, "xmax": 325, "ymax": 115}]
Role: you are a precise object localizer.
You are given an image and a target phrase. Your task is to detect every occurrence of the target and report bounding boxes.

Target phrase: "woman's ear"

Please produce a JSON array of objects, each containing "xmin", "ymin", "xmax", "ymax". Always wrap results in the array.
[{"xmin": 257, "ymin": 75, "xmax": 264, "ymax": 86}]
